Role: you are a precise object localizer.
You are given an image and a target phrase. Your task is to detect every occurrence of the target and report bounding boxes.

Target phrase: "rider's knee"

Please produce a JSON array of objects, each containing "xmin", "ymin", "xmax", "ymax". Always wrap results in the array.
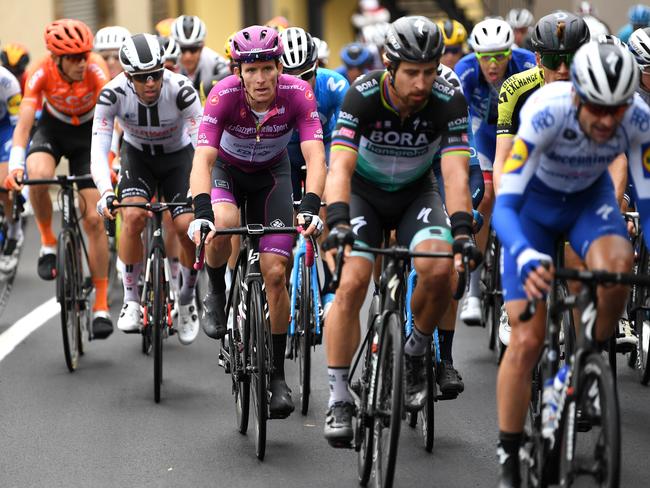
[{"xmin": 121, "ymin": 208, "xmax": 146, "ymax": 235}]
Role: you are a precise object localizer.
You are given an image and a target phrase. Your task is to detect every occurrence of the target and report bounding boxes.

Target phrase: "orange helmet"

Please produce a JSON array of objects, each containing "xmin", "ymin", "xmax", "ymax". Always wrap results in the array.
[
  {"xmin": 155, "ymin": 17, "xmax": 175, "ymax": 37},
  {"xmin": 45, "ymin": 19, "xmax": 94, "ymax": 55}
]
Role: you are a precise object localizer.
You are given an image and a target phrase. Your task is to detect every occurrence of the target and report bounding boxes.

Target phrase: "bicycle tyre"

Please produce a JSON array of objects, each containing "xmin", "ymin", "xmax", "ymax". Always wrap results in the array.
[
  {"xmin": 152, "ymin": 248, "xmax": 165, "ymax": 403},
  {"xmin": 633, "ymin": 240, "xmax": 650, "ymax": 385},
  {"xmin": 57, "ymin": 230, "xmax": 81, "ymax": 372},
  {"xmin": 232, "ymin": 270, "xmax": 250, "ymax": 434},
  {"xmin": 418, "ymin": 339, "xmax": 435, "ymax": 452},
  {"xmin": 371, "ymin": 313, "xmax": 403, "ymax": 488},
  {"xmin": 559, "ymin": 353, "xmax": 620, "ymax": 487},
  {"xmin": 298, "ymin": 257, "xmax": 312, "ymax": 415},
  {"xmin": 483, "ymin": 231, "xmax": 498, "ymax": 351},
  {"xmin": 558, "ymin": 281, "xmax": 576, "ymax": 364},
  {"xmin": 249, "ymin": 281, "xmax": 269, "ymax": 460}
]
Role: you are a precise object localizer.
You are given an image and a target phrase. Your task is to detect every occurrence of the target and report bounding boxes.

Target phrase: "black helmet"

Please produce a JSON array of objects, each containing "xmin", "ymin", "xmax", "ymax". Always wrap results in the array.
[
  {"xmin": 531, "ymin": 11, "xmax": 590, "ymax": 53},
  {"xmin": 384, "ymin": 16, "xmax": 444, "ymax": 64}
]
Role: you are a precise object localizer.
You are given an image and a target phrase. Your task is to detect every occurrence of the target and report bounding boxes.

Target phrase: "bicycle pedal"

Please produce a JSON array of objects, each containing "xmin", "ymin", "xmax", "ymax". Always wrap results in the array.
[
  {"xmin": 327, "ymin": 439, "xmax": 354, "ymax": 450},
  {"xmin": 436, "ymin": 392, "xmax": 459, "ymax": 401},
  {"xmin": 123, "ymin": 329, "xmax": 141, "ymax": 335}
]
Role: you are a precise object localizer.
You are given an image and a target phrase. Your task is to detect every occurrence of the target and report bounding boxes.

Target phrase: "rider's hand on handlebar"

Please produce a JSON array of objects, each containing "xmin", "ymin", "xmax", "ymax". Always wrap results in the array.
[
  {"xmin": 452, "ymin": 236, "xmax": 482, "ymax": 273},
  {"xmin": 297, "ymin": 211, "xmax": 323, "ymax": 237},
  {"xmin": 517, "ymin": 248, "xmax": 553, "ymax": 300},
  {"xmin": 3, "ymin": 169, "xmax": 23, "ymax": 191},
  {"xmin": 187, "ymin": 218, "xmax": 216, "ymax": 246},
  {"xmin": 97, "ymin": 191, "xmax": 117, "ymax": 219},
  {"xmin": 322, "ymin": 225, "xmax": 354, "ymax": 258}
]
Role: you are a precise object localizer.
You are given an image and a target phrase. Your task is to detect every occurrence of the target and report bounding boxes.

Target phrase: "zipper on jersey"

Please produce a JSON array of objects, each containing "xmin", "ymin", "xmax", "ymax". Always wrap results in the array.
[{"xmin": 248, "ymin": 105, "xmax": 280, "ymax": 163}]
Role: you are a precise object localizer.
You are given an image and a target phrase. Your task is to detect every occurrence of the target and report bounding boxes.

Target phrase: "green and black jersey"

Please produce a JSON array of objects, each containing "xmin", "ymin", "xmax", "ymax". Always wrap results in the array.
[
  {"xmin": 331, "ymin": 69, "xmax": 470, "ymax": 192},
  {"xmin": 496, "ymin": 66, "xmax": 544, "ymax": 138}
]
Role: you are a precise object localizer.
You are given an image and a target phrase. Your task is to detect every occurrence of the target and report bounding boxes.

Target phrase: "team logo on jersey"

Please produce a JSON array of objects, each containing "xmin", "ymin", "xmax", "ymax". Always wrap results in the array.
[
  {"xmin": 209, "ymin": 94, "xmax": 219, "ymax": 105},
  {"xmin": 642, "ymin": 142, "xmax": 650, "ymax": 178},
  {"xmin": 337, "ymin": 127, "xmax": 355, "ymax": 139},
  {"xmin": 305, "ymin": 90, "xmax": 314, "ymax": 100},
  {"xmin": 503, "ymin": 138, "xmax": 529, "ymax": 174}
]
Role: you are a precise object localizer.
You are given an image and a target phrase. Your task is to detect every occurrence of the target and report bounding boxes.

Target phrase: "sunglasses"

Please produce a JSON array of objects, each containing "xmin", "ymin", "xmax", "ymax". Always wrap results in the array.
[
  {"xmin": 130, "ymin": 69, "xmax": 164, "ymax": 83},
  {"xmin": 582, "ymin": 101, "xmax": 630, "ymax": 118},
  {"xmin": 444, "ymin": 45, "xmax": 463, "ymax": 55},
  {"xmin": 476, "ymin": 50, "xmax": 511, "ymax": 63},
  {"xmin": 287, "ymin": 66, "xmax": 316, "ymax": 81},
  {"xmin": 101, "ymin": 52, "xmax": 119, "ymax": 62},
  {"xmin": 64, "ymin": 52, "xmax": 90, "ymax": 63},
  {"xmin": 540, "ymin": 53, "xmax": 575, "ymax": 70},
  {"xmin": 180, "ymin": 46, "xmax": 201, "ymax": 54}
]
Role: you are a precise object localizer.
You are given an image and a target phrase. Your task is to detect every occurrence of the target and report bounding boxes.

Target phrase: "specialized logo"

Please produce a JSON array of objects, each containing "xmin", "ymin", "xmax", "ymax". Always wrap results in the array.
[
  {"xmin": 595, "ymin": 204, "xmax": 614, "ymax": 221},
  {"xmin": 351, "ymin": 216, "xmax": 367, "ymax": 234},
  {"xmin": 503, "ymin": 138, "xmax": 529, "ymax": 174},
  {"xmin": 417, "ymin": 207, "xmax": 432, "ymax": 223}
]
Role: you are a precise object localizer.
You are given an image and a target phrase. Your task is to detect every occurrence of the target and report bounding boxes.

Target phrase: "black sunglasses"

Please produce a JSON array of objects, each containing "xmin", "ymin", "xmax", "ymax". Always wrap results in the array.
[
  {"xmin": 540, "ymin": 53, "xmax": 575, "ymax": 70},
  {"xmin": 130, "ymin": 69, "xmax": 164, "ymax": 83},
  {"xmin": 181, "ymin": 46, "xmax": 201, "ymax": 54},
  {"xmin": 64, "ymin": 52, "xmax": 90, "ymax": 63}
]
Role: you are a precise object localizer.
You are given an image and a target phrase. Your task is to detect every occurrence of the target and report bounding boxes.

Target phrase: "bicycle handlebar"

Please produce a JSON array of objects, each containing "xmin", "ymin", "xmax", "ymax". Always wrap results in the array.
[
  {"xmin": 17, "ymin": 174, "xmax": 95, "ymax": 186},
  {"xmin": 194, "ymin": 223, "xmax": 211, "ymax": 270}
]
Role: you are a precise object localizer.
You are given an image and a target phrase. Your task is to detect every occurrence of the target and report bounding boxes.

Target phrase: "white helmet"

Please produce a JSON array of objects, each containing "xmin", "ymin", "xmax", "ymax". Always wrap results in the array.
[
  {"xmin": 506, "ymin": 8, "xmax": 534, "ymax": 29},
  {"xmin": 280, "ymin": 27, "xmax": 318, "ymax": 71},
  {"xmin": 470, "ymin": 19, "xmax": 513, "ymax": 52},
  {"xmin": 583, "ymin": 15, "xmax": 609, "ymax": 40},
  {"xmin": 94, "ymin": 26, "xmax": 131, "ymax": 51},
  {"xmin": 597, "ymin": 34, "xmax": 625, "ymax": 48},
  {"xmin": 571, "ymin": 41, "xmax": 639, "ymax": 106},
  {"xmin": 171, "ymin": 15, "xmax": 206, "ymax": 47},
  {"xmin": 159, "ymin": 36, "xmax": 180, "ymax": 63},
  {"xmin": 362, "ymin": 22, "xmax": 390, "ymax": 47},
  {"xmin": 119, "ymin": 33, "xmax": 163, "ymax": 74},
  {"xmin": 628, "ymin": 27, "xmax": 650, "ymax": 66},
  {"xmin": 313, "ymin": 37, "xmax": 330, "ymax": 64}
]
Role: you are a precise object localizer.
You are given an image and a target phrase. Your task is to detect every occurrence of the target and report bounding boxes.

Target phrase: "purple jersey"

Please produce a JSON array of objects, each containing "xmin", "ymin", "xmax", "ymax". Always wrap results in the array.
[{"xmin": 198, "ymin": 74, "xmax": 323, "ymax": 171}]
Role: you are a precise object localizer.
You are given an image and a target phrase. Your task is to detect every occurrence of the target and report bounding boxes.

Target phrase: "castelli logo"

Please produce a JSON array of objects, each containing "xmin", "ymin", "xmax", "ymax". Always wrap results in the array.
[
  {"xmin": 209, "ymin": 95, "xmax": 219, "ymax": 105},
  {"xmin": 240, "ymin": 108, "xmax": 247, "ymax": 119},
  {"xmin": 305, "ymin": 90, "xmax": 314, "ymax": 100}
]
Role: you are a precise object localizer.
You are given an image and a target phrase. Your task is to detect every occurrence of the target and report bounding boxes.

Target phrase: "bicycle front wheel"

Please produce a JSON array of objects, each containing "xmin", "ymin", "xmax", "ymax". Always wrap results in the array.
[
  {"xmin": 371, "ymin": 313, "xmax": 403, "ymax": 488},
  {"xmin": 559, "ymin": 353, "xmax": 620, "ymax": 488},
  {"xmin": 298, "ymin": 258, "xmax": 312, "ymax": 415},
  {"xmin": 57, "ymin": 230, "xmax": 81, "ymax": 372},
  {"xmin": 231, "ymin": 271, "xmax": 250, "ymax": 434},
  {"xmin": 633, "ymin": 240, "xmax": 650, "ymax": 384},
  {"xmin": 152, "ymin": 249, "xmax": 165, "ymax": 403},
  {"xmin": 418, "ymin": 340, "xmax": 435, "ymax": 452},
  {"xmin": 249, "ymin": 281, "xmax": 269, "ymax": 460}
]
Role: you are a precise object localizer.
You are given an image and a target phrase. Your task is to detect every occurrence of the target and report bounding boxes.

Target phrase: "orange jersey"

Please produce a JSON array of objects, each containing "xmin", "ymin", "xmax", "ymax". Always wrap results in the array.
[{"xmin": 23, "ymin": 53, "xmax": 109, "ymax": 125}]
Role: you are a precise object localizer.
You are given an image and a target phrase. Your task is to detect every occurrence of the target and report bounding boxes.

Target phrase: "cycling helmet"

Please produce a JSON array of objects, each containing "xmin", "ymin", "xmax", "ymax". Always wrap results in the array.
[
  {"xmin": 155, "ymin": 18, "xmax": 174, "ymax": 37},
  {"xmin": 119, "ymin": 33, "xmax": 163, "ymax": 74},
  {"xmin": 506, "ymin": 8, "xmax": 535, "ymax": 29},
  {"xmin": 437, "ymin": 19, "xmax": 468, "ymax": 46},
  {"xmin": 469, "ymin": 18, "xmax": 513, "ymax": 53},
  {"xmin": 628, "ymin": 27, "xmax": 650, "ymax": 66},
  {"xmin": 530, "ymin": 12, "xmax": 590, "ymax": 53},
  {"xmin": 362, "ymin": 22, "xmax": 390, "ymax": 47},
  {"xmin": 629, "ymin": 5, "xmax": 650, "ymax": 27},
  {"xmin": 571, "ymin": 42, "xmax": 639, "ymax": 105},
  {"xmin": 159, "ymin": 36, "xmax": 180, "ymax": 63},
  {"xmin": 45, "ymin": 19, "xmax": 94, "ymax": 55},
  {"xmin": 313, "ymin": 37, "xmax": 330, "ymax": 64},
  {"xmin": 384, "ymin": 16, "xmax": 444, "ymax": 63},
  {"xmin": 1, "ymin": 43, "xmax": 30, "ymax": 74},
  {"xmin": 171, "ymin": 15, "xmax": 206, "ymax": 47},
  {"xmin": 280, "ymin": 27, "xmax": 317, "ymax": 72},
  {"xmin": 266, "ymin": 16, "xmax": 290, "ymax": 32},
  {"xmin": 340, "ymin": 42, "xmax": 371, "ymax": 67},
  {"xmin": 224, "ymin": 31, "xmax": 237, "ymax": 60},
  {"xmin": 583, "ymin": 15, "xmax": 609, "ymax": 39},
  {"xmin": 94, "ymin": 26, "xmax": 131, "ymax": 51},
  {"xmin": 576, "ymin": 2, "xmax": 595, "ymax": 16},
  {"xmin": 597, "ymin": 34, "xmax": 625, "ymax": 47},
  {"xmin": 230, "ymin": 26, "xmax": 284, "ymax": 63}
]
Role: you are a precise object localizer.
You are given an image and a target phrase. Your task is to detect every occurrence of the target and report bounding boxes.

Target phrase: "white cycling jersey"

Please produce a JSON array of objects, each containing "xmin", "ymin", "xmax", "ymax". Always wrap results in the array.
[
  {"xmin": 90, "ymin": 69, "xmax": 202, "ymax": 195},
  {"xmin": 499, "ymin": 81, "xmax": 650, "ymax": 196},
  {"xmin": 0, "ymin": 66, "xmax": 21, "ymax": 125},
  {"xmin": 180, "ymin": 46, "xmax": 229, "ymax": 90}
]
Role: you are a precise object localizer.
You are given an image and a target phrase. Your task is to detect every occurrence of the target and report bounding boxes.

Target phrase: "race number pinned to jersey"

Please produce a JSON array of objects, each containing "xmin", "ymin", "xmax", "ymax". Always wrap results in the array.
[{"xmin": 503, "ymin": 138, "xmax": 531, "ymax": 174}]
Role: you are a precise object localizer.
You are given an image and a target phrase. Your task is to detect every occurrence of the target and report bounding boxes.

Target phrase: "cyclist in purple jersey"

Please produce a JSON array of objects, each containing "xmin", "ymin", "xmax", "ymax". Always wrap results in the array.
[{"xmin": 188, "ymin": 26, "xmax": 326, "ymax": 419}]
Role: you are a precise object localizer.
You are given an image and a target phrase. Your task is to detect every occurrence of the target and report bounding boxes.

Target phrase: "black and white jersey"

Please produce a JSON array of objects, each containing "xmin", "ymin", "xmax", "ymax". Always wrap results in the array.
[
  {"xmin": 180, "ymin": 46, "xmax": 230, "ymax": 92},
  {"xmin": 90, "ymin": 69, "xmax": 202, "ymax": 195}
]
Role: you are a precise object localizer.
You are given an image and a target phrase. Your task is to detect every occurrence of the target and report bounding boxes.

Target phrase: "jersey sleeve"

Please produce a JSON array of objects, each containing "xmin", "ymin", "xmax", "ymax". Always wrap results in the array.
[
  {"xmin": 91, "ymin": 86, "xmax": 119, "ymax": 195},
  {"xmin": 22, "ymin": 60, "xmax": 47, "ymax": 109},
  {"xmin": 497, "ymin": 74, "xmax": 518, "ymax": 137},
  {"xmin": 176, "ymin": 81, "xmax": 202, "ymax": 147},
  {"xmin": 292, "ymin": 82, "xmax": 323, "ymax": 143},
  {"xmin": 625, "ymin": 103, "xmax": 650, "ymax": 250},
  {"xmin": 438, "ymin": 89, "xmax": 471, "ymax": 158},
  {"xmin": 330, "ymin": 84, "xmax": 367, "ymax": 153},
  {"xmin": 197, "ymin": 82, "xmax": 228, "ymax": 148}
]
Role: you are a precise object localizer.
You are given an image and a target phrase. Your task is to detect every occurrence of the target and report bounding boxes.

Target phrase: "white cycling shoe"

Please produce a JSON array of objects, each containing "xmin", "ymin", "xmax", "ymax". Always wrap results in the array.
[
  {"xmin": 117, "ymin": 301, "xmax": 143, "ymax": 332},
  {"xmin": 498, "ymin": 307, "xmax": 511, "ymax": 347},
  {"xmin": 460, "ymin": 296, "xmax": 482, "ymax": 326},
  {"xmin": 177, "ymin": 298, "xmax": 200, "ymax": 345}
]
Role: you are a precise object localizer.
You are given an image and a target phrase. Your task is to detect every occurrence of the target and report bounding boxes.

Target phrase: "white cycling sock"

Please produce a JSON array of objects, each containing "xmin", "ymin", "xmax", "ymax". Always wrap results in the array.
[
  {"xmin": 469, "ymin": 262, "xmax": 483, "ymax": 298},
  {"xmin": 179, "ymin": 265, "xmax": 198, "ymax": 305},
  {"xmin": 122, "ymin": 262, "xmax": 143, "ymax": 303},
  {"xmin": 404, "ymin": 326, "xmax": 430, "ymax": 356},
  {"xmin": 328, "ymin": 367, "xmax": 353, "ymax": 407}
]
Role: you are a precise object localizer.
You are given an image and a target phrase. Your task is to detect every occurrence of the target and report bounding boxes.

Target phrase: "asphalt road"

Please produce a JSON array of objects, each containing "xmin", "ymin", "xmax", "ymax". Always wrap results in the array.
[{"xmin": 1, "ymin": 217, "xmax": 649, "ymax": 487}]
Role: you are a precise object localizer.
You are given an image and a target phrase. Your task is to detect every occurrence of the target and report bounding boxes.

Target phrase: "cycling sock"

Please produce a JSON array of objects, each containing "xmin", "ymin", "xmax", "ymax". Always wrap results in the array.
[
  {"xmin": 497, "ymin": 431, "xmax": 522, "ymax": 461},
  {"xmin": 327, "ymin": 367, "xmax": 353, "ymax": 407},
  {"xmin": 272, "ymin": 333, "xmax": 287, "ymax": 380},
  {"xmin": 92, "ymin": 277, "xmax": 109, "ymax": 312},
  {"xmin": 321, "ymin": 262, "xmax": 333, "ymax": 295},
  {"xmin": 404, "ymin": 326, "xmax": 430, "ymax": 356},
  {"xmin": 123, "ymin": 262, "xmax": 143, "ymax": 302},
  {"xmin": 179, "ymin": 266, "xmax": 198, "ymax": 305},
  {"xmin": 469, "ymin": 262, "xmax": 482, "ymax": 298},
  {"xmin": 36, "ymin": 217, "xmax": 57, "ymax": 247},
  {"xmin": 7, "ymin": 218, "xmax": 22, "ymax": 241},
  {"xmin": 206, "ymin": 263, "xmax": 227, "ymax": 294},
  {"xmin": 170, "ymin": 257, "xmax": 180, "ymax": 285},
  {"xmin": 438, "ymin": 329, "xmax": 455, "ymax": 363}
]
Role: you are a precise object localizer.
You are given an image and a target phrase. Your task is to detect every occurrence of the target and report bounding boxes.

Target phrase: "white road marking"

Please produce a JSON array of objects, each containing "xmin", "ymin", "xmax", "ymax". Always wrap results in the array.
[{"xmin": 0, "ymin": 297, "xmax": 59, "ymax": 362}]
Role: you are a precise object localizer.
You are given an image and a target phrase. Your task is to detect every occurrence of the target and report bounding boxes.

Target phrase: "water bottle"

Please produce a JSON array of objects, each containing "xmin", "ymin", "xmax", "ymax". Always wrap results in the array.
[{"xmin": 541, "ymin": 365, "xmax": 568, "ymax": 440}]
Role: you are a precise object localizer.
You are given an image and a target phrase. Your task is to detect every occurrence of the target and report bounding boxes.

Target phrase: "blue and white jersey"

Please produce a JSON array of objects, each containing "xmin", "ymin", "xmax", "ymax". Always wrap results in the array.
[
  {"xmin": 454, "ymin": 48, "xmax": 536, "ymax": 168},
  {"xmin": 0, "ymin": 66, "xmax": 21, "ymax": 127},
  {"xmin": 494, "ymin": 81, "xmax": 650, "ymax": 257}
]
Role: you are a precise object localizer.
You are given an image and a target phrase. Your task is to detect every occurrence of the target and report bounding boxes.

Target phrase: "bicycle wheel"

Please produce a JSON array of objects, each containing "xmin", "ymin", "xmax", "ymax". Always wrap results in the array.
[
  {"xmin": 298, "ymin": 257, "xmax": 312, "ymax": 415},
  {"xmin": 249, "ymin": 281, "xmax": 269, "ymax": 460},
  {"xmin": 231, "ymin": 270, "xmax": 250, "ymax": 434},
  {"xmin": 371, "ymin": 313, "xmax": 403, "ymax": 488},
  {"xmin": 483, "ymin": 231, "xmax": 498, "ymax": 351},
  {"xmin": 358, "ymin": 295, "xmax": 380, "ymax": 486},
  {"xmin": 633, "ymin": 241, "xmax": 650, "ymax": 385},
  {"xmin": 417, "ymin": 340, "xmax": 435, "ymax": 452},
  {"xmin": 57, "ymin": 230, "xmax": 81, "ymax": 372},
  {"xmin": 558, "ymin": 281, "xmax": 576, "ymax": 364},
  {"xmin": 559, "ymin": 353, "xmax": 620, "ymax": 488},
  {"xmin": 152, "ymin": 249, "xmax": 165, "ymax": 403}
]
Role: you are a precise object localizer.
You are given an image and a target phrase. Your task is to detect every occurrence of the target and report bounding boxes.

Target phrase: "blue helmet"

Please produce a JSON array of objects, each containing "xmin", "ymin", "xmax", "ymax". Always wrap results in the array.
[
  {"xmin": 340, "ymin": 42, "xmax": 371, "ymax": 67},
  {"xmin": 629, "ymin": 4, "xmax": 650, "ymax": 27}
]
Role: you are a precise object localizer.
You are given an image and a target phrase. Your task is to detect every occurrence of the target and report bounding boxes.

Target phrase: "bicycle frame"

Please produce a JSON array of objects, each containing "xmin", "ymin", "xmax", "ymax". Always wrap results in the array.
[{"xmin": 288, "ymin": 235, "xmax": 322, "ymax": 339}]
